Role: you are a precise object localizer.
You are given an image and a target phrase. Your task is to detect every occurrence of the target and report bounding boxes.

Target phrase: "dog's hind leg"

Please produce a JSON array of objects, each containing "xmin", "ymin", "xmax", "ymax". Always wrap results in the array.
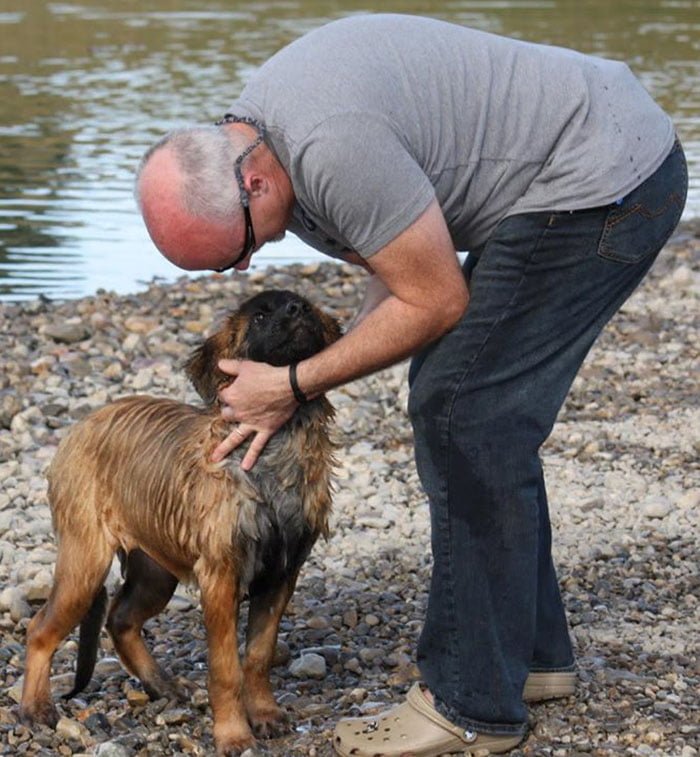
[
  {"xmin": 196, "ymin": 562, "xmax": 255, "ymax": 756},
  {"xmin": 20, "ymin": 534, "xmax": 112, "ymax": 728},
  {"xmin": 106, "ymin": 549, "xmax": 179, "ymax": 701},
  {"xmin": 243, "ymin": 572, "xmax": 299, "ymax": 738}
]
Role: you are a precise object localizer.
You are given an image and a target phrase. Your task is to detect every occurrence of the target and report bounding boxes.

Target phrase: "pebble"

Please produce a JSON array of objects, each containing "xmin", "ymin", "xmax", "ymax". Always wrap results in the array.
[
  {"xmin": 42, "ymin": 321, "xmax": 91, "ymax": 344},
  {"xmin": 0, "ymin": 236, "xmax": 697, "ymax": 756},
  {"xmin": 126, "ymin": 688, "xmax": 150, "ymax": 707},
  {"xmin": 643, "ymin": 497, "xmax": 673, "ymax": 519},
  {"xmin": 9, "ymin": 594, "xmax": 32, "ymax": 622},
  {"xmin": 289, "ymin": 653, "xmax": 327, "ymax": 680},
  {"xmin": 349, "ymin": 687, "xmax": 367, "ymax": 703},
  {"xmin": 55, "ymin": 716, "xmax": 85, "ymax": 740},
  {"xmin": 95, "ymin": 742, "xmax": 133, "ymax": 757},
  {"xmin": 155, "ymin": 708, "xmax": 190, "ymax": 725},
  {"xmin": 0, "ymin": 586, "xmax": 23, "ymax": 612}
]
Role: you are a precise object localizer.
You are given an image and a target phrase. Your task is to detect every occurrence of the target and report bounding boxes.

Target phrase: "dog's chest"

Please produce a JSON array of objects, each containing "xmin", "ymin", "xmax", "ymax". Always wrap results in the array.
[{"xmin": 232, "ymin": 436, "xmax": 327, "ymax": 596}]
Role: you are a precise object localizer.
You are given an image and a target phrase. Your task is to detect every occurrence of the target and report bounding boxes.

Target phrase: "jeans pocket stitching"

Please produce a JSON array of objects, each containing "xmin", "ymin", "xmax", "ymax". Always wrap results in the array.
[
  {"xmin": 604, "ymin": 203, "xmax": 643, "ymax": 230},
  {"xmin": 598, "ymin": 139, "xmax": 687, "ymax": 264},
  {"xmin": 597, "ymin": 192, "xmax": 684, "ymax": 263}
]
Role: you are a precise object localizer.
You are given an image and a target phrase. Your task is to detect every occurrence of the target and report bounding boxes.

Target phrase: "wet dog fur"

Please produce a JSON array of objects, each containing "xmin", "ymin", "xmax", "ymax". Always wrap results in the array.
[{"xmin": 19, "ymin": 290, "xmax": 340, "ymax": 756}]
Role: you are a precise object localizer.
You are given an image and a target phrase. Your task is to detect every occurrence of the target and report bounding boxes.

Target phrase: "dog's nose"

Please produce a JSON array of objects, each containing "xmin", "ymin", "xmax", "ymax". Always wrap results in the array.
[{"xmin": 285, "ymin": 299, "xmax": 305, "ymax": 317}]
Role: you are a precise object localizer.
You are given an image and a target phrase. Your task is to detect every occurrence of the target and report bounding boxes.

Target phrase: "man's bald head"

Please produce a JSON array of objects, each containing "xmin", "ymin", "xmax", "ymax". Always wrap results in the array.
[{"xmin": 135, "ymin": 127, "xmax": 246, "ymax": 270}]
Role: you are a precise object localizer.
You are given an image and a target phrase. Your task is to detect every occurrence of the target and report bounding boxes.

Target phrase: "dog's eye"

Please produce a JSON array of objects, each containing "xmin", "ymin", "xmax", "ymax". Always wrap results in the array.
[{"xmin": 253, "ymin": 312, "xmax": 266, "ymax": 324}]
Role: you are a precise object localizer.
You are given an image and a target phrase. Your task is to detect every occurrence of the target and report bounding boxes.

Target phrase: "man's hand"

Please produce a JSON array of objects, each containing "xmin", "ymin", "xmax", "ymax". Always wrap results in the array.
[{"xmin": 213, "ymin": 359, "xmax": 297, "ymax": 470}]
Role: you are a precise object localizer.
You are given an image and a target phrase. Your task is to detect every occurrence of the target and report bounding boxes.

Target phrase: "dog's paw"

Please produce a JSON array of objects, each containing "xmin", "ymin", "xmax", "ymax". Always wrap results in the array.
[
  {"xmin": 227, "ymin": 748, "xmax": 266, "ymax": 757},
  {"xmin": 214, "ymin": 725, "xmax": 258, "ymax": 757},
  {"xmin": 143, "ymin": 674, "xmax": 187, "ymax": 703},
  {"xmin": 216, "ymin": 738, "xmax": 261, "ymax": 757},
  {"xmin": 249, "ymin": 706, "xmax": 290, "ymax": 739},
  {"xmin": 19, "ymin": 700, "xmax": 60, "ymax": 729}
]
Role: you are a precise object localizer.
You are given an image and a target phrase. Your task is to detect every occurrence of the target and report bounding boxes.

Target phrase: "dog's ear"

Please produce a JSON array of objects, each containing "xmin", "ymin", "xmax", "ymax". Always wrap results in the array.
[
  {"xmin": 317, "ymin": 309, "xmax": 343, "ymax": 346},
  {"xmin": 184, "ymin": 335, "xmax": 226, "ymax": 405},
  {"xmin": 184, "ymin": 313, "xmax": 249, "ymax": 405}
]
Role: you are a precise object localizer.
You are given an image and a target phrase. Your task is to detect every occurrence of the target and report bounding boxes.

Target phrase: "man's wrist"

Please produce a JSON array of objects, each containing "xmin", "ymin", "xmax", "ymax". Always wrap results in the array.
[{"xmin": 288, "ymin": 362, "xmax": 308, "ymax": 404}]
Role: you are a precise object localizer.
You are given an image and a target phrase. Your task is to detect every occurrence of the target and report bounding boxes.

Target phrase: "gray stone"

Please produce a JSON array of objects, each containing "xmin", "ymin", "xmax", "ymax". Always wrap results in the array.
[
  {"xmin": 9, "ymin": 593, "xmax": 32, "ymax": 622},
  {"xmin": 95, "ymin": 742, "xmax": 133, "ymax": 757},
  {"xmin": 43, "ymin": 321, "xmax": 91, "ymax": 344},
  {"xmin": 289, "ymin": 652, "xmax": 327, "ymax": 679},
  {"xmin": 0, "ymin": 586, "xmax": 23, "ymax": 612},
  {"xmin": 155, "ymin": 707, "xmax": 190, "ymax": 725}
]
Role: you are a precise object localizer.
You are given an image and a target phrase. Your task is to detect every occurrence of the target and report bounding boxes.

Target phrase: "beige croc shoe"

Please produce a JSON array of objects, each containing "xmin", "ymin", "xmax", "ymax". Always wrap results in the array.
[
  {"xmin": 523, "ymin": 671, "xmax": 576, "ymax": 702},
  {"xmin": 333, "ymin": 683, "xmax": 523, "ymax": 757}
]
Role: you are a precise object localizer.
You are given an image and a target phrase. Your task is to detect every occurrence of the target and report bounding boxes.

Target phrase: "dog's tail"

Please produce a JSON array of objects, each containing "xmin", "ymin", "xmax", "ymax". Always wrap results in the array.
[{"xmin": 63, "ymin": 585, "xmax": 108, "ymax": 700}]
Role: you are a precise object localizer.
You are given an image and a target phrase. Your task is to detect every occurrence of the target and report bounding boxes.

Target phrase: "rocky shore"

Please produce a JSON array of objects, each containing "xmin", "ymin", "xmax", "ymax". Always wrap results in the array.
[{"xmin": 0, "ymin": 226, "xmax": 698, "ymax": 757}]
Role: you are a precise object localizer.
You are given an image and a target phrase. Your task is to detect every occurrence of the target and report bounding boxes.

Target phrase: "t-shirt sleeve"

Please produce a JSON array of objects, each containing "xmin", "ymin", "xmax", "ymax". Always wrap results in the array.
[{"xmin": 292, "ymin": 113, "xmax": 436, "ymax": 257}]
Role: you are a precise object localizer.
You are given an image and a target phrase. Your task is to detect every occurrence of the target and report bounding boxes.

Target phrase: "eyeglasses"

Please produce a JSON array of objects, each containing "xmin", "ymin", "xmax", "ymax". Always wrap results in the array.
[
  {"xmin": 215, "ymin": 201, "xmax": 255, "ymax": 272},
  {"xmin": 214, "ymin": 114, "xmax": 267, "ymax": 272}
]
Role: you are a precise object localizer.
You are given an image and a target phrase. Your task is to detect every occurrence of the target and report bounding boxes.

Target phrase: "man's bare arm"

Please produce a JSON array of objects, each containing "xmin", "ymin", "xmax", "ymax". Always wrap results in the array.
[{"xmin": 295, "ymin": 199, "xmax": 468, "ymax": 397}]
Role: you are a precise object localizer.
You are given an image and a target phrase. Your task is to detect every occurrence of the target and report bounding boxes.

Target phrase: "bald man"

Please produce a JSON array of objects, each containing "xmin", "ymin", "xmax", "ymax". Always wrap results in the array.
[{"xmin": 137, "ymin": 14, "xmax": 687, "ymax": 757}]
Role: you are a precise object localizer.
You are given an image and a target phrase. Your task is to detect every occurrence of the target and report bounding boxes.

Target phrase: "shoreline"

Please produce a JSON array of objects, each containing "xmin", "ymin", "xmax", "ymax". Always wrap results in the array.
[
  {"xmin": 2, "ymin": 219, "xmax": 699, "ymax": 310},
  {"xmin": 0, "ymin": 228, "xmax": 698, "ymax": 756}
]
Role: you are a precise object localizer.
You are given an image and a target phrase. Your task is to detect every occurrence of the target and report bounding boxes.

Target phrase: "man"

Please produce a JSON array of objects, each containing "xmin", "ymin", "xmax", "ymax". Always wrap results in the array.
[{"xmin": 136, "ymin": 14, "xmax": 687, "ymax": 756}]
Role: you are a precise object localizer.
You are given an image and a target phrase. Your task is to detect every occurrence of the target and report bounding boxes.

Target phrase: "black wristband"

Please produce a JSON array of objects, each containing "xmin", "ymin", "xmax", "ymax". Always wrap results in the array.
[{"xmin": 289, "ymin": 362, "xmax": 308, "ymax": 404}]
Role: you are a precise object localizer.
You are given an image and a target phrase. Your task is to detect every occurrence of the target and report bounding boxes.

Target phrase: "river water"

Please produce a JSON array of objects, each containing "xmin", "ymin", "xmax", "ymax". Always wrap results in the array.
[{"xmin": 1, "ymin": 0, "xmax": 698, "ymax": 300}]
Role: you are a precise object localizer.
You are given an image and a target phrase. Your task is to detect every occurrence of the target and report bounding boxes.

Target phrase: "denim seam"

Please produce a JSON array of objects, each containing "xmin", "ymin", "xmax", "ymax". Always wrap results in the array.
[
  {"xmin": 435, "ymin": 395, "xmax": 461, "ymax": 696},
  {"xmin": 438, "ymin": 218, "xmax": 552, "ymax": 730}
]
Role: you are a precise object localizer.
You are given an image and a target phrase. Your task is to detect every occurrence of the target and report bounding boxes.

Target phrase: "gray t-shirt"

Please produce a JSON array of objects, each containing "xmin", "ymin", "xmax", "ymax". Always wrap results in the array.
[{"xmin": 228, "ymin": 14, "xmax": 675, "ymax": 258}]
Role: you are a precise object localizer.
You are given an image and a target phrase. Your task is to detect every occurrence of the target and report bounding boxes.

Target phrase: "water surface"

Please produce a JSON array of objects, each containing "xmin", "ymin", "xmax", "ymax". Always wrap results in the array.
[{"xmin": 1, "ymin": 0, "xmax": 698, "ymax": 300}]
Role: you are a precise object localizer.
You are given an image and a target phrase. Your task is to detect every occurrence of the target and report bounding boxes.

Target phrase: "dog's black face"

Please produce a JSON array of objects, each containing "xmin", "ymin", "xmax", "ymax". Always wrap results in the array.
[
  {"xmin": 238, "ymin": 290, "xmax": 328, "ymax": 366},
  {"xmin": 185, "ymin": 289, "xmax": 341, "ymax": 405}
]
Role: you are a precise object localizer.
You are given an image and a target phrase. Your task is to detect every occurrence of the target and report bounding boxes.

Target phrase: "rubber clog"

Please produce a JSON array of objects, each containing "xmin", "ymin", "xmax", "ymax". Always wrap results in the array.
[{"xmin": 333, "ymin": 683, "xmax": 523, "ymax": 757}]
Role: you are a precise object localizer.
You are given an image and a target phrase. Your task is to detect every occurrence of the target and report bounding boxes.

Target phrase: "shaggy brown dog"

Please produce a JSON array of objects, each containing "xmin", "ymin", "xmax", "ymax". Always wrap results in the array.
[{"xmin": 20, "ymin": 290, "xmax": 340, "ymax": 756}]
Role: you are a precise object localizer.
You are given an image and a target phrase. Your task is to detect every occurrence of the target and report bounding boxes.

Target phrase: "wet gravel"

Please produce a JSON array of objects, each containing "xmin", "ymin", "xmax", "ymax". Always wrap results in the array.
[{"xmin": 0, "ymin": 224, "xmax": 698, "ymax": 756}]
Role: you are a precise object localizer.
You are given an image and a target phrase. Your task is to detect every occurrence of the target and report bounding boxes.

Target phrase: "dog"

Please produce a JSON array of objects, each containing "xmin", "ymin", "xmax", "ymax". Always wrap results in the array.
[{"xmin": 19, "ymin": 289, "xmax": 341, "ymax": 756}]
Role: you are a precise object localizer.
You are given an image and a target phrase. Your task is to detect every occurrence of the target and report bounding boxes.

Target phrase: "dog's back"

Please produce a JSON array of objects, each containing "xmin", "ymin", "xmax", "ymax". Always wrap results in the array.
[
  {"xmin": 48, "ymin": 396, "xmax": 227, "ymax": 581},
  {"xmin": 48, "ymin": 394, "xmax": 334, "ymax": 590}
]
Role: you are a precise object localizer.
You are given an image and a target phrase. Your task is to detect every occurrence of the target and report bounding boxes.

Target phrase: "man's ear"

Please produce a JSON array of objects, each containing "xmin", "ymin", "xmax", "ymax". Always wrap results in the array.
[{"xmin": 247, "ymin": 171, "xmax": 267, "ymax": 199}]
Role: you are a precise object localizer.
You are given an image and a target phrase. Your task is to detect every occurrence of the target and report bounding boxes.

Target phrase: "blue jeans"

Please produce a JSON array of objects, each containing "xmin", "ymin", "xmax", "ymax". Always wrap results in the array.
[{"xmin": 407, "ymin": 140, "xmax": 687, "ymax": 736}]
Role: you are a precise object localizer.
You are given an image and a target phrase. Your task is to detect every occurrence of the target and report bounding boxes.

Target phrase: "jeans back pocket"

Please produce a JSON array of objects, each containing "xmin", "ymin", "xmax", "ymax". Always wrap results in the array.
[{"xmin": 597, "ymin": 140, "xmax": 688, "ymax": 265}]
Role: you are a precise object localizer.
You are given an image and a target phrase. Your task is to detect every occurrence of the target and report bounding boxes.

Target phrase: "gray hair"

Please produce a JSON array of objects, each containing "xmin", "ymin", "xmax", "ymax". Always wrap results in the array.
[{"xmin": 135, "ymin": 126, "xmax": 248, "ymax": 224}]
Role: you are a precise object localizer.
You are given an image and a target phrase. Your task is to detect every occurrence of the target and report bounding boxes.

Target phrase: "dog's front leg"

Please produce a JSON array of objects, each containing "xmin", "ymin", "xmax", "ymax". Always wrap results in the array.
[
  {"xmin": 197, "ymin": 563, "xmax": 255, "ymax": 757},
  {"xmin": 243, "ymin": 572, "xmax": 299, "ymax": 738}
]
